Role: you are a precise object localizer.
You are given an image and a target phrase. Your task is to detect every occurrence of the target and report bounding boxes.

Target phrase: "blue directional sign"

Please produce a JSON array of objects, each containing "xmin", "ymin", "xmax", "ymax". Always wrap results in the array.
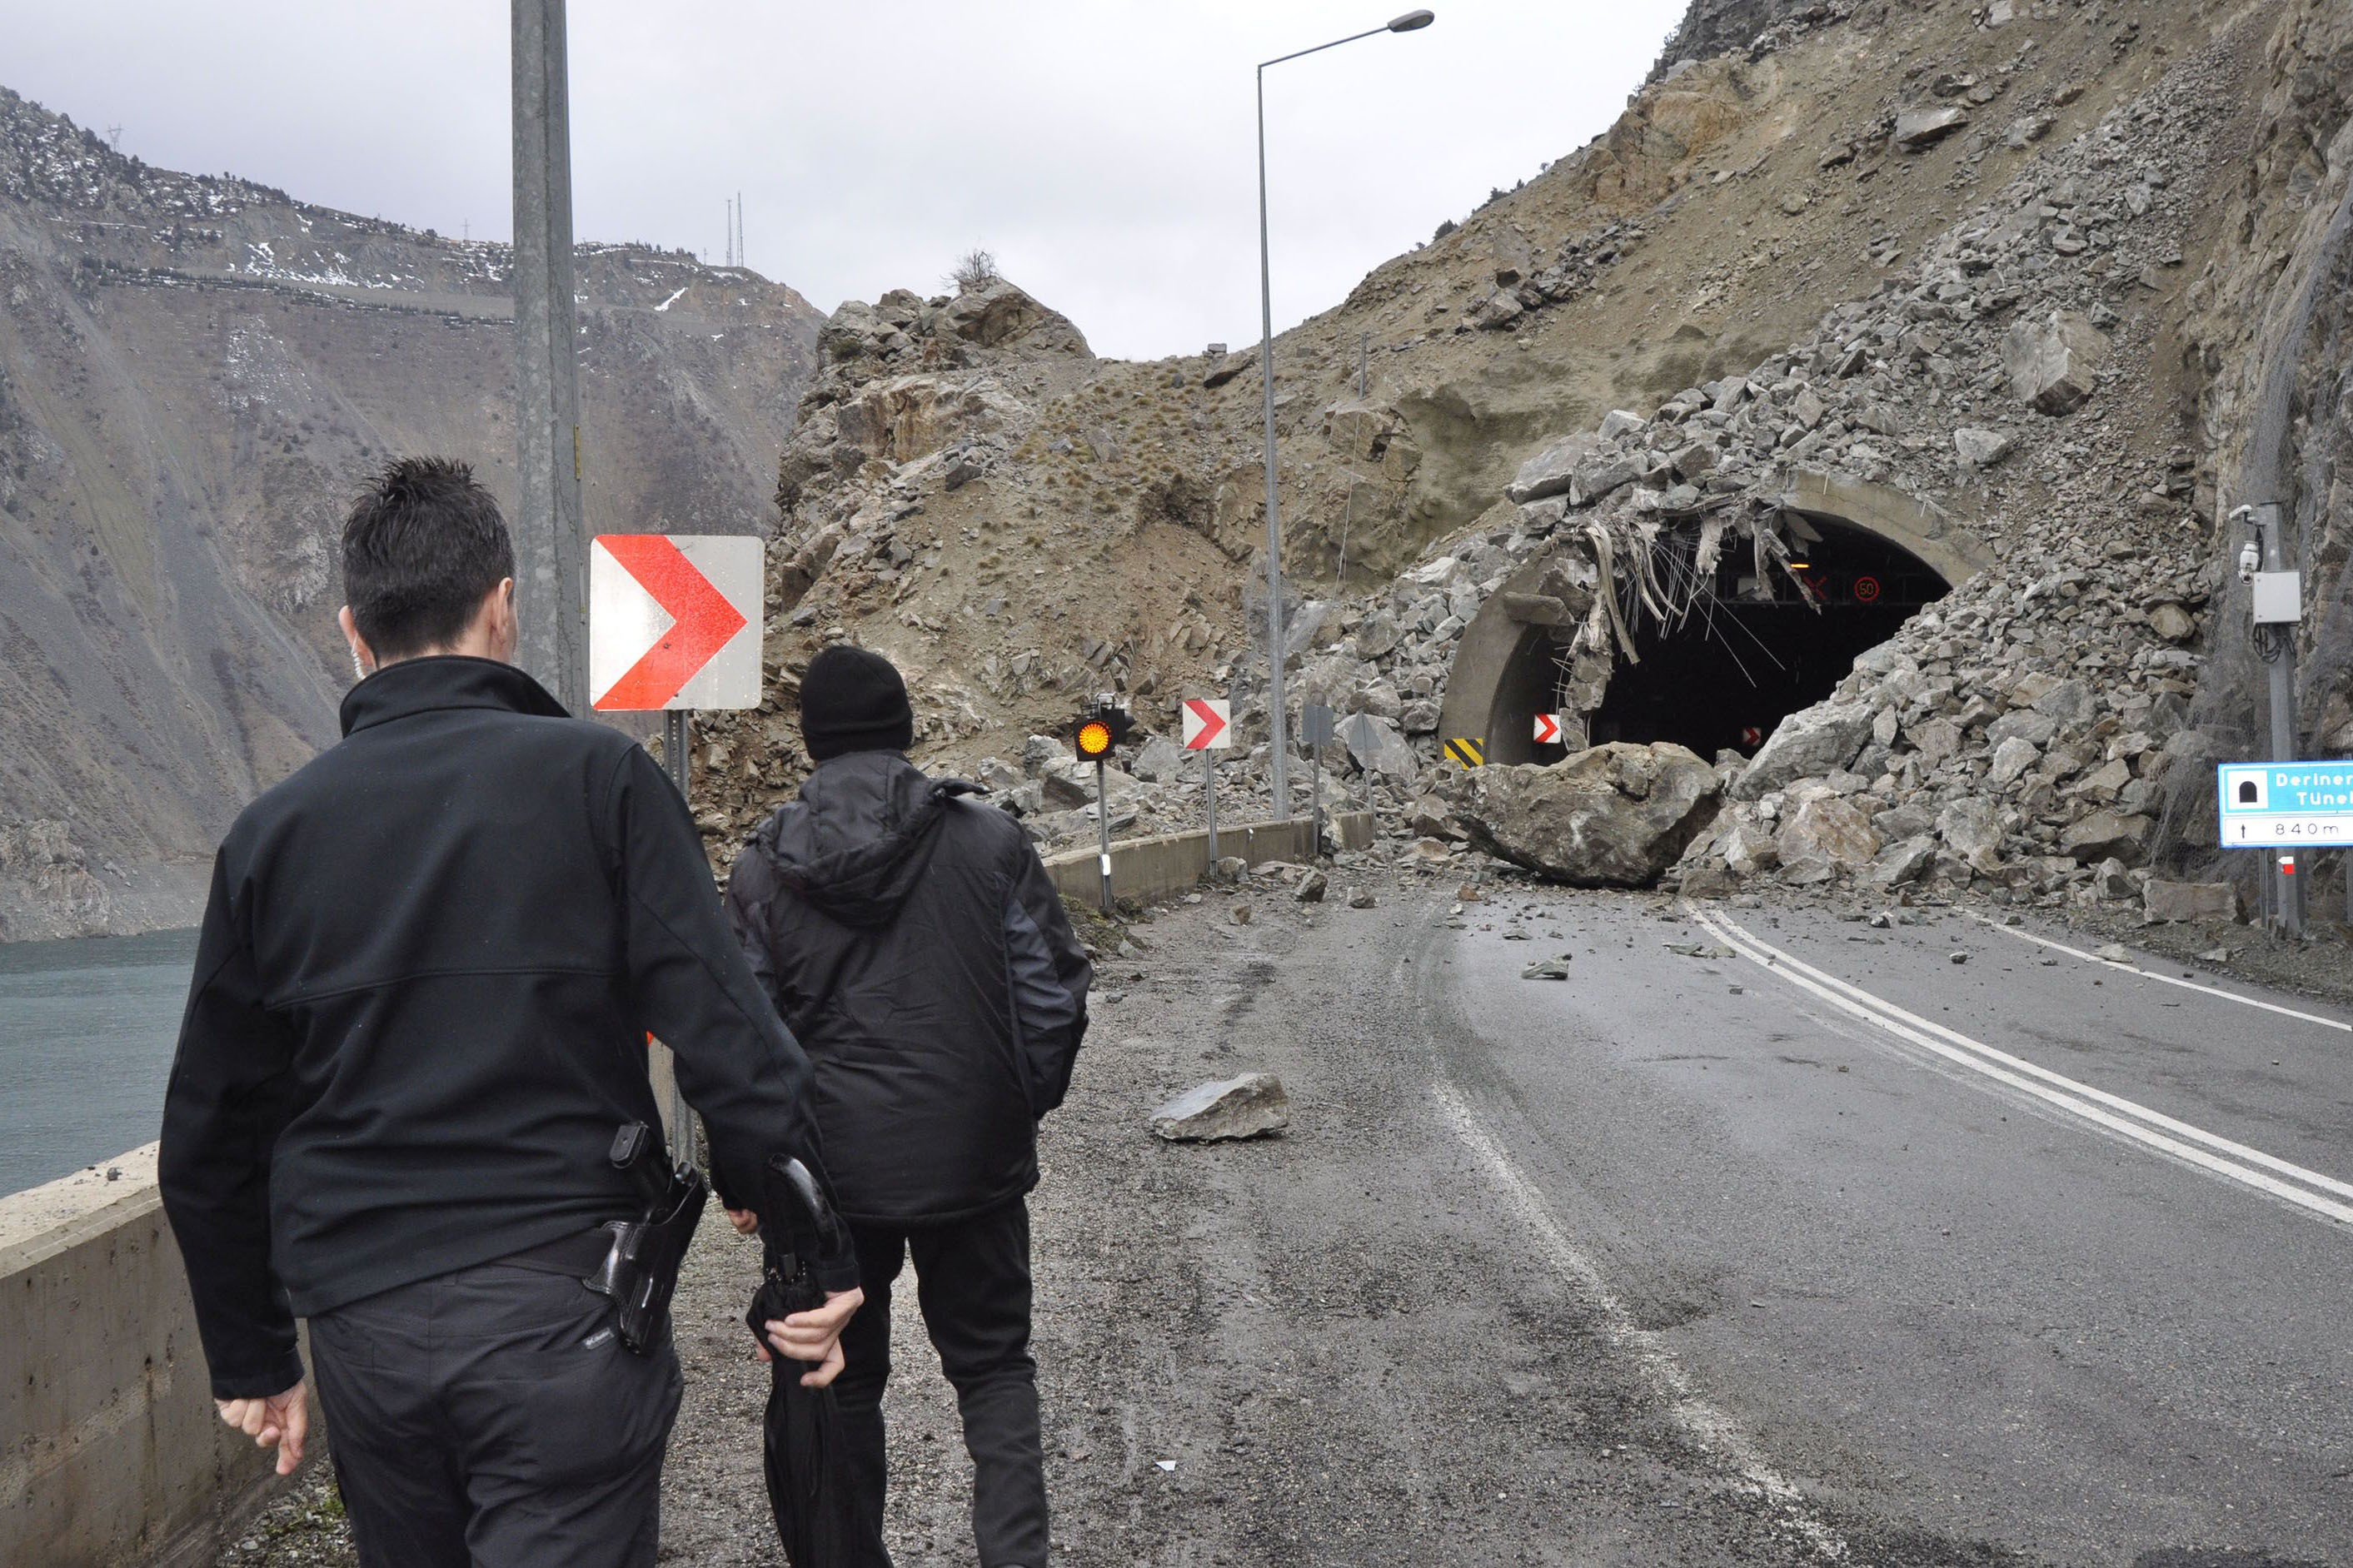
[{"xmin": 2216, "ymin": 761, "xmax": 2353, "ymax": 846}]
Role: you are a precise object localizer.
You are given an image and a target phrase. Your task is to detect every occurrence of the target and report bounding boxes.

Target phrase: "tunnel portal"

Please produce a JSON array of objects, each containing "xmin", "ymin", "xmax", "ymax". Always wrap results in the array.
[
  {"xmin": 1581, "ymin": 518, "xmax": 1946, "ymax": 762},
  {"xmin": 1437, "ymin": 485, "xmax": 1986, "ymax": 772}
]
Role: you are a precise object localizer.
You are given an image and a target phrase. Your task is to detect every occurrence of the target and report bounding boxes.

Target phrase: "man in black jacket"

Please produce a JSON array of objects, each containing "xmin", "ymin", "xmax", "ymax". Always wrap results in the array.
[
  {"xmin": 725, "ymin": 645, "xmax": 1091, "ymax": 1568},
  {"xmin": 158, "ymin": 458, "xmax": 862, "ymax": 1568}
]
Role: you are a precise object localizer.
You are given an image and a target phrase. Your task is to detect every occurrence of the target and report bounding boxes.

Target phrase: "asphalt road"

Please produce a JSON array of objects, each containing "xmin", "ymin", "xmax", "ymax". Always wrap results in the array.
[
  {"xmin": 222, "ymin": 864, "xmax": 2353, "ymax": 1566},
  {"xmin": 1433, "ymin": 886, "xmax": 2353, "ymax": 1566}
]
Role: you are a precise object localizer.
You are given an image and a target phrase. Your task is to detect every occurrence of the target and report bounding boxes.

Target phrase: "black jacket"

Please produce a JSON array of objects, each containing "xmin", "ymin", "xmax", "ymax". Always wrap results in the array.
[
  {"xmin": 725, "ymin": 751, "xmax": 1091, "ymax": 1225},
  {"xmin": 159, "ymin": 657, "xmax": 853, "ymax": 1401}
]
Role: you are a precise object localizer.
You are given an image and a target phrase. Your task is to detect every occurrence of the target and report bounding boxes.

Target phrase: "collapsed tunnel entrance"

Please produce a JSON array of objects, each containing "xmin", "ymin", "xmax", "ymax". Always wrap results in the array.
[
  {"xmin": 1583, "ymin": 517, "xmax": 1946, "ymax": 761},
  {"xmin": 1436, "ymin": 471, "xmax": 1990, "ymax": 770}
]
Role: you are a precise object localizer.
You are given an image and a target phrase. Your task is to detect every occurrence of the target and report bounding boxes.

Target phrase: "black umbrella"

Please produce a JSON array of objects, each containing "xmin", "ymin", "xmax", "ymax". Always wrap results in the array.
[{"xmin": 746, "ymin": 1156, "xmax": 870, "ymax": 1568}]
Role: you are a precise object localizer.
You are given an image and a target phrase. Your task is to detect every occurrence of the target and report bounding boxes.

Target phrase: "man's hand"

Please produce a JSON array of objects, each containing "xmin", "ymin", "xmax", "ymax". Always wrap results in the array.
[
  {"xmin": 216, "ymin": 1381, "xmax": 308, "ymax": 1476},
  {"xmin": 755, "ymin": 1286, "xmax": 864, "ymax": 1387},
  {"xmin": 725, "ymin": 1206, "xmax": 760, "ymax": 1237}
]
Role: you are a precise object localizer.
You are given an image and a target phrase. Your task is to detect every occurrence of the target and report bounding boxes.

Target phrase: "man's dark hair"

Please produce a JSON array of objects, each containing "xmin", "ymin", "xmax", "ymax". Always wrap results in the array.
[{"xmin": 341, "ymin": 457, "xmax": 516, "ymax": 660}]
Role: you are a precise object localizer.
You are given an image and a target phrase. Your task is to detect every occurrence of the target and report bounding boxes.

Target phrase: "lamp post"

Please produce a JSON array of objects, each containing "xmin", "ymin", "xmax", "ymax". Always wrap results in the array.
[{"xmin": 1257, "ymin": 8, "xmax": 1433, "ymax": 822}]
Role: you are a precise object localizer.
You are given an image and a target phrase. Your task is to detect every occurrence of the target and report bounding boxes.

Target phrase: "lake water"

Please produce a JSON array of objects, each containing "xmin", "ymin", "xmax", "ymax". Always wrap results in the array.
[{"xmin": 1, "ymin": 928, "xmax": 198, "ymax": 1197}]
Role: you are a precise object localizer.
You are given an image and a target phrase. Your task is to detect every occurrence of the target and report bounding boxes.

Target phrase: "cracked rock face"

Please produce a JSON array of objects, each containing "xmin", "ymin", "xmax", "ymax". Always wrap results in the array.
[{"xmin": 1452, "ymin": 743, "xmax": 1722, "ymax": 887}]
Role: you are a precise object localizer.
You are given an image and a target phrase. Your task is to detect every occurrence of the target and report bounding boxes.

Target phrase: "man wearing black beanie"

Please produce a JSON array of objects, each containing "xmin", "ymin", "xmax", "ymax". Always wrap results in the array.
[{"xmin": 725, "ymin": 643, "xmax": 1091, "ymax": 1568}]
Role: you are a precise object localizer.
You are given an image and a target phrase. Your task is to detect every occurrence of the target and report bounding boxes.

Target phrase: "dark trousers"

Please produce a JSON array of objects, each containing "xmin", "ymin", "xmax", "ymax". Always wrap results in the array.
[
  {"xmin": 308, "ymin": 1255, "xmax": 683, "ymax": 1568},
  {"xmin": 836, "ymin": 1198, "xmax": 1048, "ymax": 1568}
]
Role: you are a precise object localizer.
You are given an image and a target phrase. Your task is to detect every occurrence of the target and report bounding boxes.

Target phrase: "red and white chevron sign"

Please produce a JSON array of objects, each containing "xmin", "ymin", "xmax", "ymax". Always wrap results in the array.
[
  {"xmin": 1533, "ymin": 712, "xmax": 1563, "ymax": 745},
  {"xmin": 1182, "ymin": 699, "xmax": 1232, "ymax": 750},
  {"xmin": 590, "ymin": 535, "xmax": 762, "ymax": 711}
]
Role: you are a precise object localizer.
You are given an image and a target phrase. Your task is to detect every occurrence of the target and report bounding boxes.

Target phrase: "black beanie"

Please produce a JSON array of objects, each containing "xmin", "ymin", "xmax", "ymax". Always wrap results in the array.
[{"xmin": 798, "ymin": 645, "xmax": 914, "ymax": 762}]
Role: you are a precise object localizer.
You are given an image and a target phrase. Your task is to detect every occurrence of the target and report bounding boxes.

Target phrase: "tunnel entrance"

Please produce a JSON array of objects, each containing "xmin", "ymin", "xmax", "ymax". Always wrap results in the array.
[
  {"xmin": 1577, "ymin": 516, "xmax": 1946, "ymax": 761},
  {"xmin": 1438, "ymin": 472, "xmax": 1988, "ymax": 770},
  {"xmin": 1586, "ymin": 516, "xmax": 1943, "ymax": 759}
]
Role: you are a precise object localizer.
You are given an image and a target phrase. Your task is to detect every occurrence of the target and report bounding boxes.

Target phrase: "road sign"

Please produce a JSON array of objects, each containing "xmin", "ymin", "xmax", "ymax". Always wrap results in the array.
[
  {"xmin": 1183, "ymin": 699, "xmax": 1232, "ymax": 750},
  {"xmin": 2216, "ymin": 760, "xmax": 2353, "ymax": 846},
  {"xmin": 1853, "ymin": 575, "xmax": 1882, "ymax": 604},
  {"xmin": 1533, "ymin": 713, "xmax": 1563, "ymax": 745},
  {"xmin": 1443, "ymin": 737, "xmax": 1485, "ymax": 768},
  {"xmin": 590, "ymin": 535, "xmax": 761, "ymax": 710},
  {"xmin": 1301, "ymin": 703, "xmax": 1335, "ymax": 749}
]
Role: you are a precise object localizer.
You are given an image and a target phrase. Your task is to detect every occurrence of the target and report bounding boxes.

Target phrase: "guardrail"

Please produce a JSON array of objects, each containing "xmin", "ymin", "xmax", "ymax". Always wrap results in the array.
[{"xmin": 1039, "ymin": 810, "xmax": 1375, "ymax": 910}]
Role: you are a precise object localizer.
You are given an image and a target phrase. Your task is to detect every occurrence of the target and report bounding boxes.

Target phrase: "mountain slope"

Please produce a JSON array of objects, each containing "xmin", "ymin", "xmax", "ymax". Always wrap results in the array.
[{"xmin": 0, "ymin": 87, "xmax": 824, "ymax": 937}]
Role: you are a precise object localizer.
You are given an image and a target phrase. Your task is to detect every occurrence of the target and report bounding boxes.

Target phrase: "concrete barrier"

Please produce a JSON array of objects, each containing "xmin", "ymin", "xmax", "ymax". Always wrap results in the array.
[
  {"xmin": 1041, "ymin": 810, "xmax": 1375, "ymax": 911},
  {"xmin": 1, "ymin": 1145, "xmax": 298, "ymax": 1568}
]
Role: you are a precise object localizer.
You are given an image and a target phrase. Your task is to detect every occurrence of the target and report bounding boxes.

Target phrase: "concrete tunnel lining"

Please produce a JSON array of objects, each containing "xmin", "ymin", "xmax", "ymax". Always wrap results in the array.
[{"xmin": 1436, "ymin": 470, "xmax": 1994, "ymax": 769}]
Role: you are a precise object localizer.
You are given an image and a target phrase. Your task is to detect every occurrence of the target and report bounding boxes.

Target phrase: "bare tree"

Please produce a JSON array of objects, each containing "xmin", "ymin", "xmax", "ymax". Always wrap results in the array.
[{"xmin": 947, "ymin": 247, "xmax": 1000, "ymax": 294}]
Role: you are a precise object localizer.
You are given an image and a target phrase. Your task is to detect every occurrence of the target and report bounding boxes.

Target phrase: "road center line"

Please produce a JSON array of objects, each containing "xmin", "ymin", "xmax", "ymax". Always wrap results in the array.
[
  {"xmin": 1960, "ymin": 913, "xmax": 2353, "ymax": 1035},
  {"xmin": 1688, "ymin": 908, "xmax": 2353, "ymax": 1227},
  {"xmin": 1430, "ymin": 1076, "xmax": 1851, "ymax": 1563}
]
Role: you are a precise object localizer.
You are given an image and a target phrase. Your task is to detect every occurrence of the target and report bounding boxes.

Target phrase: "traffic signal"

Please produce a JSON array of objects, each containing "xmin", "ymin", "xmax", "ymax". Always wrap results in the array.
[{"xmin": 1074, "ymin": 695, "xmax": 1134, "ymax": 759}]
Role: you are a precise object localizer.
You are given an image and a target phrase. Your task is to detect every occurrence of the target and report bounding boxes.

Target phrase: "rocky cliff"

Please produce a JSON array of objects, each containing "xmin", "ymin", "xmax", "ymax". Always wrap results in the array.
[{"xmin": 0, "ymin": 87, "xmax": 823, "ymax": 937}]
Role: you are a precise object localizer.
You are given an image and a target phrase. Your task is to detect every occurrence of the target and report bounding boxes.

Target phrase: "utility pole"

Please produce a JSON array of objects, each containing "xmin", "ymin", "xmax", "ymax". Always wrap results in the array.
[
  {"xmin": 1254, "ymin": 12, "xmax": 1434, "ymax": 821},
  {"xmin": 1254, "ymin": 65, "xmax": 1292, "ymax": 823},
  {"xmin": 2236, "ymin": 501, "xmax": 2305, "ymax": 934},
  {"xmin": 512, "ymin": 0, "xmax": 589, "ymax": 715}
]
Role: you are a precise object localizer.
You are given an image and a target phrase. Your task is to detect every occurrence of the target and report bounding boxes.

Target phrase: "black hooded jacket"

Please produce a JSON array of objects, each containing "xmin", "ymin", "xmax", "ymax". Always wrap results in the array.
[
  {"xmin": 158, "ymin": 657, "xmax": 854, "ymax": 1401},
  {"xmin": 725, "ymin": 750, "xmax": 1092, "ymax": 1224}
]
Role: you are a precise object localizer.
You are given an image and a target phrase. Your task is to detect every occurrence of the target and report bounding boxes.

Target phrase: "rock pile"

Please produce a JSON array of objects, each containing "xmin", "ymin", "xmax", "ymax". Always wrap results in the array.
[{"xmin": 1304, "ymin": 31, "xmax": 2246, "ymax": 912}]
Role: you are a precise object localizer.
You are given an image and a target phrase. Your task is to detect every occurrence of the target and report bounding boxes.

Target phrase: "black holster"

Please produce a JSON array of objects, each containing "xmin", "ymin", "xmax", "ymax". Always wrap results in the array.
[{"xmin": 585, "ymin": 1120, "xmax": 708, "ymax": 1355}]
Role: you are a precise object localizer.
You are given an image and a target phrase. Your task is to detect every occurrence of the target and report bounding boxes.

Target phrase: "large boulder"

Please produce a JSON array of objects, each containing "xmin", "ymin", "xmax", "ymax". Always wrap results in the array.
[
  {"xmin": 2002, "ymin": 310, "xmax": 2107, "ymax": 415},
  {"xmin": 2060, "ymin": 809, "xmax": 2154, "ymax": 865},
  {"xmin": 1042, "ymin": 759, "xmax": 1144, "ymax": 809},
  {"xmin": 1453, "ymin": 743, "xmax": 1722, "ymax": 888},
  {"xmin": 1731, "ymin": 703, "xmax": 1873, "ymax": 800},
  {"xmin": 1339, "ymin": 713, "xmax": 1421, "ymax": 782},
  {"xmin": 938, "ymin": 280, "xmax": 1089, "ymax": 354},
  {"xmin": 2143, "ymin": 880, "xmax": 2239, "ymax": 923},
  {"xmin": 1937, "ymin": 797, "xmax": 2005, "ymax": 872},
  {"xmin": 1776, "ymin": 794, "xmax": 1882, "ymax": 873},
  {"xmin": 1505, "ymin": 434, "xmax": 1598, "ymax": 504},
  {"xmin": 1895, "ymin": 106, "xmax": 1971, "ymax": 150},
  {"xmin": 1129, "ymin": 734, "xmax": 1188, "ymax": 784}
]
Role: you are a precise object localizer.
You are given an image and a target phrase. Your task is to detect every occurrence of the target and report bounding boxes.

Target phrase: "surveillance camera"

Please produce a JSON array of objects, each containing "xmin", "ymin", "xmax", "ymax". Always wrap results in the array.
[{"xmin": 2238, "ymin": 540, "xmax": 2262, "ymax": 584}]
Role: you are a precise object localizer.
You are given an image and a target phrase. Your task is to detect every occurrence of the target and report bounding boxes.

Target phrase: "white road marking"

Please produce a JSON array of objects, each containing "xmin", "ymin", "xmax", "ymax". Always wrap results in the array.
[
  {"xmin": 1689, "ymin": 908, "xmax": 2353, "ymax": 1227},
  {"xmin": 1431, "ymin": 1077, "xmax": 1852, "ymax": 1563},
  {"xmin": 1961, "ymin": 913, "xmax": 2353, "ymax": 1035}
]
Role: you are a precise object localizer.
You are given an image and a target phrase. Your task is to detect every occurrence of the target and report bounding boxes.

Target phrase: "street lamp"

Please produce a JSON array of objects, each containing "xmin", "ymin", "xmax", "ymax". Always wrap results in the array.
[{"xmin": 1257, "ymin": 9, "xmax": 1433, "ymax": 823}]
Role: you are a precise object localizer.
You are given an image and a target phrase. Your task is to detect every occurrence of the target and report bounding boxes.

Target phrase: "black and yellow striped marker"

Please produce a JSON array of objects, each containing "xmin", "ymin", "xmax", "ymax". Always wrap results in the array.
[{"xmin": 1443, "ymin": 736, "xmax": 1485, "ymax": 768}]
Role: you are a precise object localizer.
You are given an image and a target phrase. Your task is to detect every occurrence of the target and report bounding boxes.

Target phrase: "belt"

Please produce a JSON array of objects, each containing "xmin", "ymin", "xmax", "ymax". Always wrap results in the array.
[{"xmin": 503, "ymin": 1227, "xmax": 623, "ymax": 1277}]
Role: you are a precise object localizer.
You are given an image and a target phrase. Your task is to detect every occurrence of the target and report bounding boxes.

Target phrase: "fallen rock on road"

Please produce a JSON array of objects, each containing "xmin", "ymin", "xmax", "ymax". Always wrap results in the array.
[
  {"xmin": 1150, "ymin": 1073, "xmax": 1290, "ymax": 1142},
  {"xmin": 1453, "ymin": 743, "xmax": 1722, "ymax": 888}
]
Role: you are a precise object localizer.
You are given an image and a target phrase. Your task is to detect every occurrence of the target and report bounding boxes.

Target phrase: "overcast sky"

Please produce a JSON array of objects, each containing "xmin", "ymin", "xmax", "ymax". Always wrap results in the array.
[{"xmin": 7, "ymin": 1, "xmax": 1686, "ymax": 361}]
